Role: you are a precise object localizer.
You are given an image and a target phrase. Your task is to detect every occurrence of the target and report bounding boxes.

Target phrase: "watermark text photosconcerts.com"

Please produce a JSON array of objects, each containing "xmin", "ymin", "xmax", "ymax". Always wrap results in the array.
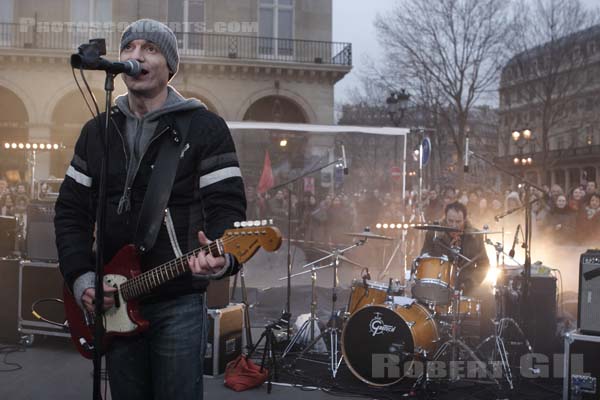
[
  {"xmin": 371, "ymin": 353, "xmax": 587, "ymax": 380},
  {"xmin": 18, "ymin": 19, "xmax": 258, "ymax": 34}
]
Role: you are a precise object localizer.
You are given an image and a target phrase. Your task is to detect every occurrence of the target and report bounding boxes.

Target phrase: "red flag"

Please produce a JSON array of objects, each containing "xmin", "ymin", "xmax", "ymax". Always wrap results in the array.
[{"xmin": 257, "ymin": 150, "xmax": 274, "ymax": 194}]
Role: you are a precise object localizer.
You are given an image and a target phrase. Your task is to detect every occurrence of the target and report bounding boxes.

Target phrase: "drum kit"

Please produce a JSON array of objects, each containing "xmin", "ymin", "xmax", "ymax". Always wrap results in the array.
[{"xmin": 279, "ymin": 224, "xmax": 532, "ymax": 391}]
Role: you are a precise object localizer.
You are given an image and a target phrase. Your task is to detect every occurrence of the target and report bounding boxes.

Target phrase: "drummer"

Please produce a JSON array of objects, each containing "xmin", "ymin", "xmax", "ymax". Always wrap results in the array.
[{"xmin": 419, "ymin": 201, "xmax": 490, "ymax": 296}]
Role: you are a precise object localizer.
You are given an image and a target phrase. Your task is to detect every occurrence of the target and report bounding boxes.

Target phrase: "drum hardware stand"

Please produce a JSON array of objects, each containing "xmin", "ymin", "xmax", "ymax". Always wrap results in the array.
[
  {"xmin": 281, "ymin": 266, "xmax": 319, "ymax": 358},
  {"xmin": 231, "ymin": 265, "xmax": 254, "ymax": 350},
  {"xmin": 283, "ymin": 239, "xmax": 366, "ymax": 377},
  {"xmin": 420, "ymin": 244, "xmax": 499, "ymax": 387}
]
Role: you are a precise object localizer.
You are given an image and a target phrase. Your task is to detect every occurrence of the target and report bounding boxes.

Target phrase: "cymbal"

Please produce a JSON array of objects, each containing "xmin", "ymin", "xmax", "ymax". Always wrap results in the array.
[
  {"xmin": 344, "ymin": 231, "xmax": 394, "ymax": 240},
  {"xmin": 411, "ymin": 224, "xmax": 461, "ymax": 233}
]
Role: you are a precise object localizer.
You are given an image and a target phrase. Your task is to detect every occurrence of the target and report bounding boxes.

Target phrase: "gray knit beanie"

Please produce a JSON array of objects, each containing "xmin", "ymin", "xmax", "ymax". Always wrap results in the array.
[{"xmin": 120, "ymin": 19, "xmax": 179, "ymax": 78}]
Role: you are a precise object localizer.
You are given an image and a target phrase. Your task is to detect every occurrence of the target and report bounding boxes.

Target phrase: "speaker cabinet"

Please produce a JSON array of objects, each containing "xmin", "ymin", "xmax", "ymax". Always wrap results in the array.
[
  {"xmin": 579, "ymin": 250, "xmax": 600, "ymax": 335},
  {"xmin": 26, "ymin": 201, "xmax": 58, "ymax": 262},
  {"xmin": 0, "ymin": 259, "xmax": 20, "ymax": 343},
  {"xmin": 0, "ymin": 216, "xmax": 16, "ymax": 257},
  {"xmin": 18, "ymin": 261, "xmax": 68, "ymax": 338}
]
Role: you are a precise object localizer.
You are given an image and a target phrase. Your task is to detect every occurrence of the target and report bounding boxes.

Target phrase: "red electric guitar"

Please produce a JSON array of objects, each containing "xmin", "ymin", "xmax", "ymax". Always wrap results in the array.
[{"xmin": 63, "ymin": 224, "xmax": 282, "ymax": 359}]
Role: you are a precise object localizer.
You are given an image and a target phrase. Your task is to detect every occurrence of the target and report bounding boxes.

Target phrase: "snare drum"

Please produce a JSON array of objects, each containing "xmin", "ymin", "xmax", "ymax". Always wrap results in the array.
[
  {"xmin": 347, "ymin": 279, "xmax": 404, "ymax": 315},
  {"xmin": 435, "ymin": 296, "xmax": 481, "ymax": 318},
  {"xmin": 412, "ymin": 255, "xmax": 456, "ymax": 304},
  {"xmin": 342, "ymin": 303, "xmax": 439, "ymax": 386}
]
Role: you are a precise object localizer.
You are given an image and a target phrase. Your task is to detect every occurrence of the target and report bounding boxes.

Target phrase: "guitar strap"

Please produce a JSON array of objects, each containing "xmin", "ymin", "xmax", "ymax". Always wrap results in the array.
[{"xmin": 134, "ymin": 110, "xmax": 194, "ymax": 254}]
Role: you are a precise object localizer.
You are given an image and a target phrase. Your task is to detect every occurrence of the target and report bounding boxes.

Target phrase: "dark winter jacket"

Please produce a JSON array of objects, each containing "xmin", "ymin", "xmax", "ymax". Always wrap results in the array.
[{"xmin": 55, "ymin": 91, "xmax": 246, "ymax": 302}]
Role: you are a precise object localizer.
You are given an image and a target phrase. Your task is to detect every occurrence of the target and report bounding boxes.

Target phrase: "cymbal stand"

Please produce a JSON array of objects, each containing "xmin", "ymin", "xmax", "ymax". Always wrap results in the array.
[{"xmin": 292, "ymin": 239, "xmax": 366, "ymax": 378}]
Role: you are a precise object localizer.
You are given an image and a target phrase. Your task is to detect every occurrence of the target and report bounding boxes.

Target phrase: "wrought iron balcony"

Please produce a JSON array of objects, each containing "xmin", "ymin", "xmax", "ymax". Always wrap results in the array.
[{"xmin": 0, "ymin": 22, "xmax": 352, "ymax": 67}]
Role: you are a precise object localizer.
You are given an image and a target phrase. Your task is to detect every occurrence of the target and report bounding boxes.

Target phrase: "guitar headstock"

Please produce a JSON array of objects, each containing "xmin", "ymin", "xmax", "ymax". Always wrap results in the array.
[{"xmin": 222, "ymin": 221, "xmax": 282, "ymax": 264}]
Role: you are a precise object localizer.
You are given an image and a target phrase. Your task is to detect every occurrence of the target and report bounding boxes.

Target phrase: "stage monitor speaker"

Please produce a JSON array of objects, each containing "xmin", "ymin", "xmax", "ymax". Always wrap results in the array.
[
  {"xmin": 578, "ymin": 250, "xmax": 600, "ymax": 335},
  {"xmin": 26, "ymin": 201, "xmax": 58, "ymax": 262},
  {"xmin": 0, "ymin": 215, "xmax": 16, "ymax": 257}
]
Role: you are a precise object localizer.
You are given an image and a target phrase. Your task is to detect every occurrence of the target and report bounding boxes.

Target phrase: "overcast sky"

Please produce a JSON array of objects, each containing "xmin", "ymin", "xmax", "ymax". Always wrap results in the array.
[{"xmin": 332, "ymin": 0, "xmax": 599, "ymax": 107}]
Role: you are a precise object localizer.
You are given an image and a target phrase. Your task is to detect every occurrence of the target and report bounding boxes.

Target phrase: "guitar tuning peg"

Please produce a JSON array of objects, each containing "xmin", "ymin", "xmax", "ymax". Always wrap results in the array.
[
  {"xmin": 261, "ymin": 220, "xmax": 268, "ymax": 226},
  {"xmin": 253, "ymin": 220, "xmax": 261, "ymax": 227},
  {"xmin": 268, "ymin": 219, "xmax": 273, "ymax": 225},
  {"xmin": 234, "ymin": 221, "xmax": 241, "ymax": 228},
  {"xmin": 240, "ymin": 221, "xmax": 248, "ymax": 227}
]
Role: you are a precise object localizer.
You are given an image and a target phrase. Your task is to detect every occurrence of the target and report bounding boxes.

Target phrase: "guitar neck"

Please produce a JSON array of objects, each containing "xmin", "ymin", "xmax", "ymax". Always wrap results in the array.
[{"xmin": 120, "ymin": 240, "xmax": 224, "ymax": 301}]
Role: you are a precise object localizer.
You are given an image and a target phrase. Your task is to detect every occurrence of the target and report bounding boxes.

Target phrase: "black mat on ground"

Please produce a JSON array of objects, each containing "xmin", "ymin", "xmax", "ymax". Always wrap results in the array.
[{"xmin": 268, "ymin": 353, "xmax": 563, "ymax": 400}]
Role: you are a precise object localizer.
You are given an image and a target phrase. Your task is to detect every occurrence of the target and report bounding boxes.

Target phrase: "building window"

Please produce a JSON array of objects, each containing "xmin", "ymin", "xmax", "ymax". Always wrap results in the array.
[
  {"xmin": 259, "ymin": 0, "xmax": 294, "ymax": 57},
  {"xmin": 168, "ymin": 0, "xmax": 205, "ymax": 53},
  {"xmin": 0, "ymin": 0, "xmax": 13, "ymax": 23},
  {"xmin": 71, "ymin": 0, "xmax": 112, "ymax": 47}
]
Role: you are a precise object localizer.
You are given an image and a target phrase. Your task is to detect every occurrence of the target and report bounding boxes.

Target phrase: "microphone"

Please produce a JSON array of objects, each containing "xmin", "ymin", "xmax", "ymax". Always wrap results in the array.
[
  {"xmin": 341, "ymin": 144, "xmax": 348, "ymax": 175},
  {"xmin": 463, "ymin": 135, "xmax": 470, "ymax": 173},
  {"xmin": 509, "ymin": 224, "xmax": 521, "ymax": 258},
  {"xmin": 71, "ymin": 55, "xmax": 142, "ymax": 77}
]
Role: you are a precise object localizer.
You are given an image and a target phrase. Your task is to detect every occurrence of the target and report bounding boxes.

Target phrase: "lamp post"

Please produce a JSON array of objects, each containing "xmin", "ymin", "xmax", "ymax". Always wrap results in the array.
[
  {"xmin": 386, "ymin": 89, "xmax": 411, "ymax": 163},
  {"xmin": 511, "ymin": 129, "xmax": 534, "ymax": 183}
]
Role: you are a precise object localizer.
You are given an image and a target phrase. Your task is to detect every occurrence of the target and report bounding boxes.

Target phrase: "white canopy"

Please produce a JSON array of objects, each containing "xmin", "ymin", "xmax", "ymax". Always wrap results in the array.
[{"xmin": 226, "ymin": 121, "xmax": 410, "ymax": 136}]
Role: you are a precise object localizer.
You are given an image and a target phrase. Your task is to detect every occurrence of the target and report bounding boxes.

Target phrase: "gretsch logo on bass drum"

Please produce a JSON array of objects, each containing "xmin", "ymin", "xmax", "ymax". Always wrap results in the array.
[{"xmin": 369, "ymin": 312, "xmax": 396, "ymax": 336}]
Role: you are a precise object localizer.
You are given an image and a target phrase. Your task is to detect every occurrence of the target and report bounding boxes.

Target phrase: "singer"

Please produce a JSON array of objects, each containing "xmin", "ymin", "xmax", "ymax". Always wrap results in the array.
[
  {"xmin": 419, "ymin": 202, "xmax": 490, "ymax": 295},
  {"xmin": 54, "ymin": 19, "xmax": 246, "ymax": 400}
]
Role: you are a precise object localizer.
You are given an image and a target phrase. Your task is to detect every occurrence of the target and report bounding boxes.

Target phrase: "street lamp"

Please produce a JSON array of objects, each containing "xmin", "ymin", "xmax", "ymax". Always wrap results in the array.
[
  {"xmin": 511, "ymin": 129, "xmax": 535, "ymax": 169},
  {"xmin": 386, "ymin": 89, "xmax": 411, "ymax": 127},
  {"xmin": 386, "ymin": 89, "xmax": 411, "ymax": 166}
]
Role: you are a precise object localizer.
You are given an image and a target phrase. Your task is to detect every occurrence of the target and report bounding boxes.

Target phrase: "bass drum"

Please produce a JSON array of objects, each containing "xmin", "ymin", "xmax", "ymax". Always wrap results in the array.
[{"xmin": 341, "ymin": 303, "xmax": 439, "ymax": 386}]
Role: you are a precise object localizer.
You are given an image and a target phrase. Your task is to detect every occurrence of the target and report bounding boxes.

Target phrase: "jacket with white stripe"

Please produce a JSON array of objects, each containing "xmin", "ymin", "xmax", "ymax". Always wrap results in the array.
[{"xmin": 54, "ymin": 106, "xmax": 247, "ymax": 300}]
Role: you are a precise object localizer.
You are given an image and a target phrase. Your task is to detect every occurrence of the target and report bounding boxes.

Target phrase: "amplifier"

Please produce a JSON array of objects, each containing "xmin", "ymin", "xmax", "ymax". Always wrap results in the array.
[
  {"xmin": 18, "ymin": 261, "xmax": 68, "ymax": 338},
  {"xmin": 206, "ymin": 277, "xmax": 230, "ymax": 309},
  {"xmin": 0, "ymin": 216, "xmax": 16, "ymax": 257},
  {"xmin": 510, "ymin": 275, "xmax": 558, "ymax": 355},
  {"xmin": 0, "ymin": 259, "xmax": 20, "ymax": 343},
  {"xmin": 579, "ymin": 250, "xmax": 600, "ymax": 335},
  {"xmin": 26, "ymin": 201, "xmax": 58, "ymax": 262},
  {"xmin": 563, "ymin": 331, "xmax": 600, "ymax": 400},
  {"xmin": 204, "ymin": 303, "xmax": 245, "ymax": 376}
]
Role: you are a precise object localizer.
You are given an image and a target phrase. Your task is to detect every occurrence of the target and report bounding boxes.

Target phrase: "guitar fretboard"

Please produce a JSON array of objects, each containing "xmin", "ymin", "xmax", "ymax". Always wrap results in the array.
[{"xmin": 119, "ymin": 240, "xmax": 223, "ymax": 301}]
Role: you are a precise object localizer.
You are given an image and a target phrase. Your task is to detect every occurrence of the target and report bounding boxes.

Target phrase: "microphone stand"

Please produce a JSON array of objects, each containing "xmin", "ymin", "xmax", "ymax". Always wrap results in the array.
[
  {"xmin": 89, "ymin": 72, "xmax": 115, "ymax": 400},
  {"xmin": 269, "ymin": 155, "xmax": 345, "ymax": 340},
  {"xmin": 467, "ymin": 150, "xmax": 546, "ymax": 341}
]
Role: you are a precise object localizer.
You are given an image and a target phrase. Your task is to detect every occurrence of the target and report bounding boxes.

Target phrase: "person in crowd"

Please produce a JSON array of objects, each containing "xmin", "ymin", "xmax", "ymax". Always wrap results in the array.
[
  {"xmin": 0, "ymin": 179, "xmax": 8, "ymax": 197},
  {"xmin": 424, "ymin": 189, "xmax": 443, "ymax": 223},
  {"xmin": 576, "ymin": 193, "xmax": 600, "ymax": 246},
  {"xmin": 584, "ymin": 180, "xmax": 597, "ymax": 203},
  {"xmin": 0, "ymin": 193, "xmax": 14, "ymax": 216},
  {"xmin": 568, "ymin": 186, "xmax": 585, "ymax": 212},
  {"xmin": 545, "ymin": 194, "xmax": 575, "ymax": 244}
]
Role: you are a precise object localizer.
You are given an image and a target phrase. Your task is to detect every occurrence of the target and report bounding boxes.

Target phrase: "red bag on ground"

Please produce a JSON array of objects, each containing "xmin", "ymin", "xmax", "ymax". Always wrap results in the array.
[{"xmin": 223, "ymin": 355, "xmax": 269, "ymax": 391}]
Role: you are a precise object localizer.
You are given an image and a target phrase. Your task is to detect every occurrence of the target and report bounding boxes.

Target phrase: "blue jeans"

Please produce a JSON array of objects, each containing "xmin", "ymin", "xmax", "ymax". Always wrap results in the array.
[{"xmin": 106, "ymin": 292, "xmax": 208, "ymax": 400}]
